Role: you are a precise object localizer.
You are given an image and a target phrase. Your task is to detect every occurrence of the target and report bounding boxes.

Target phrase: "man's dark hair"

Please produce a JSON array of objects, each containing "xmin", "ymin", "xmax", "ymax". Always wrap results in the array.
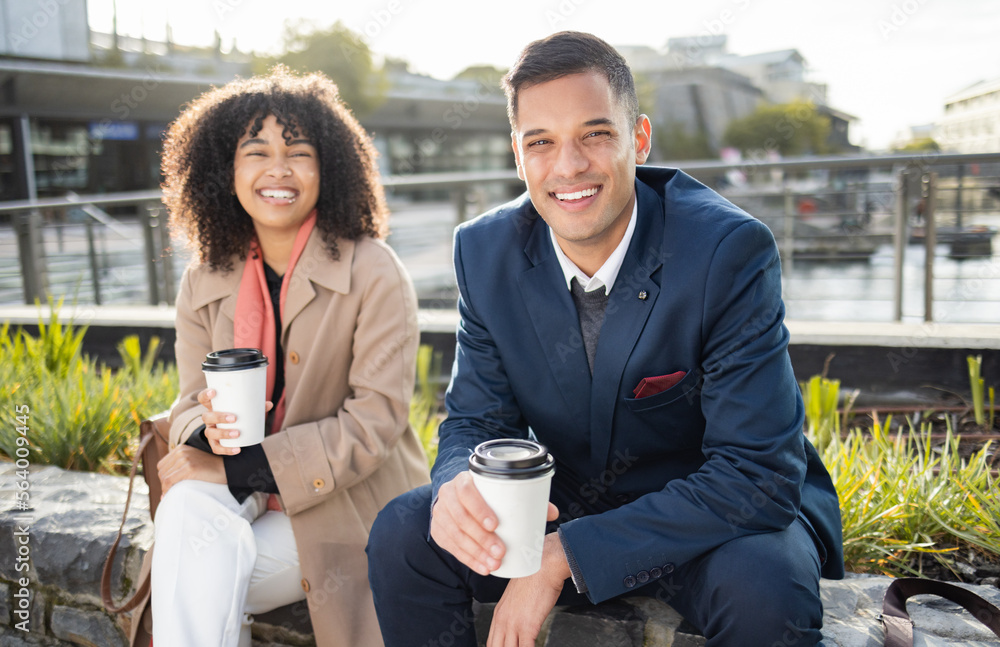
[
  {"xmin": 502, "ymin": 31, "xmax": 639, "ymax": 128},
  {"xmin": 162, "ymin": 65, "xmax": 387, "ymax": 271}
]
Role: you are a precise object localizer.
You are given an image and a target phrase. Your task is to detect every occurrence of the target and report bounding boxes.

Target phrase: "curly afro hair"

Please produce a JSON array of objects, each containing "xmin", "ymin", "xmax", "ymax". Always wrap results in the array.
[{"xmin": 161, "ymin": 65, "xmax": 388, "ymax": 271}]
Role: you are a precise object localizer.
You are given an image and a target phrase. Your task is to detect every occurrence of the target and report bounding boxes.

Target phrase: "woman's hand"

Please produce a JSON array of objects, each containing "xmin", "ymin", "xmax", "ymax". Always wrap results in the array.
[
  {"xmin": 158, "ymin": 445, "xmax": 226, "ymax": 495},
  {"xmin": 197, "ymin": 389, "xmax": 272, "ymax": 456}
]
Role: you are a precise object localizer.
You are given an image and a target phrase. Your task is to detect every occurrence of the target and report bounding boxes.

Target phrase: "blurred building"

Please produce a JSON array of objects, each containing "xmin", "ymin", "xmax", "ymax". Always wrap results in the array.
[
  {"xmin": 0, "ymin": 0, "xmax": 253, "ymax": 203},
  {"xmin": 888, "ymin": 123, "xmax": 937, "ymax": 151},
  {"xmin": 365, "ymin": 63, "xmax": 512, "ymax": 181},
  {"xmin": 0, "ymin": 3, "xmax": 512, "ymax": 206},
  {"xmin": 620, "ymin": 36, "xmax": 857, "ymax": 161},
  {"xmin": 622, "ymin": 42, "xmax": 762, "ymax": 158},
  {"xmin": 935, "ymin": 77, "xmax": 1000, "ymax": 153},
  {"xmin": 0, "ymin": 0, "xmax": 90, "ymax": 62},
  {"xmin": 711, "ymin": 48, "xmax": 827, "ymax": 105},
  {"xmin": 0, "ymin": 56, "xmax": 245, "ymax": 201}
]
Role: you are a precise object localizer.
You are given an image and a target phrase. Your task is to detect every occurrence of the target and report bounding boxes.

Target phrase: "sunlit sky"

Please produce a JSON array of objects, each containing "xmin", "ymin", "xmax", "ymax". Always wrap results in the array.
[{"xmin": 88, "ymin": 0, "xmax": 1000, "ymax": 151}]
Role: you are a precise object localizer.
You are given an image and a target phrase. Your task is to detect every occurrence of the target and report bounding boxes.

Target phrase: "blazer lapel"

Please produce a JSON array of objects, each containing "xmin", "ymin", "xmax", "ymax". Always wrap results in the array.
[
  {"xmin": 516, "ymin": 218, "xmax": 592, "ymax": 434},
  {"xmin": 588, "ymin": 182, "xmax": 666, "ymax": 467}
]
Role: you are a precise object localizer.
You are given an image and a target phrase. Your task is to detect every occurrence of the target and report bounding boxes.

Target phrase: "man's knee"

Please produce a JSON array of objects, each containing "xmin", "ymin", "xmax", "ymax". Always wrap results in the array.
[
  {"xmin": 710, "ymin": 518, "xmax": 820, "ymax": 579},
  {"xmin": 694, "ymin": 524, "xmax": 824, "ymax": 644},
  {"xmin": 367, "ymin": 485, "xmax": 432, "ymax": 566}
]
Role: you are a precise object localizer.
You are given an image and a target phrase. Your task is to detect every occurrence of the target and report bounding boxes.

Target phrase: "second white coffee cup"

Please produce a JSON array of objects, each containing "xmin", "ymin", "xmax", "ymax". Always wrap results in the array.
[
  {"xmin": 202, "ymin": 348, "xmax": 269, "ymax": 448},
  {"xmin": 469, "ymin": 439, "xmax": 555, "ymax": 579}
]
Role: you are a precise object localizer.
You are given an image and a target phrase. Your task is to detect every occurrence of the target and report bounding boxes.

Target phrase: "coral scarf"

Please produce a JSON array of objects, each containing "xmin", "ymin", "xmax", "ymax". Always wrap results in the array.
[{"xmin": 233, "ymin": 210, "xmax": 317, "ymax": 435}]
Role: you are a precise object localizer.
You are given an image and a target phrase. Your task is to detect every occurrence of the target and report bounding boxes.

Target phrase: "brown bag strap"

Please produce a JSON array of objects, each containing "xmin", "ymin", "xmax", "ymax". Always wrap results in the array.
[
  {"xmin": 101, "ymin": 431, "xmax": 156, "ymax": 614},
  {"xmin": 880, "ymin": 577, "xmax": 1000, "ymax": 647}
]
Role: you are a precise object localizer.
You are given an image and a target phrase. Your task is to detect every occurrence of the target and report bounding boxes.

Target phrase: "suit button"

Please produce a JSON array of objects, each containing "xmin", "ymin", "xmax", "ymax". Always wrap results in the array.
[
  {"xmin": 615, "ymin": 494, "xmax": 630, "ymax": 504},
  {"xmin": 289, "ymin": 351, "xmax": 300, "ymax": 365},
  {"xmin": 650, "ymin": 567, "xmax": 663, "ymax": 579},
  {"xmin": 636, "ymin": 570, "xmax": 650, "ymax": 584},
  {"xmin": 663, "ymin": 563, "xmax": 675, "ymax": 574},
  {"xmin": 623, "ymin": 575, "xmax": 637, "ymax": 588},
  {"xmin": 301, "ymin": 578, "xmax": 310, "ymax": 592},
  {"xmin": 313, "ymin": 478, "xmax": 325, "ymax": 490}
]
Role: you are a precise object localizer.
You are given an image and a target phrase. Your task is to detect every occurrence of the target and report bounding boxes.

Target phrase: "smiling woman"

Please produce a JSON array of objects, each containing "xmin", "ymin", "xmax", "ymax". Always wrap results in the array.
[
  {"xmin": 232, "ymin": 115, "xmax": 321, "ymax": 273},
  {"xmin": 162, "ymin": 65, "xmax": 387, "ymax": 272},
  {"xmin": 141, "ymin": 66, "xmax": 431, "ymax": 647}
]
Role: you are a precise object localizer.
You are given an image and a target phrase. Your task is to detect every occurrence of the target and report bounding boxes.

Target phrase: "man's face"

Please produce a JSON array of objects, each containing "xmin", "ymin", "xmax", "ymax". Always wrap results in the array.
[{"xmin": 511, "ymin": 70, "xmax": 651, "ymax": 271}]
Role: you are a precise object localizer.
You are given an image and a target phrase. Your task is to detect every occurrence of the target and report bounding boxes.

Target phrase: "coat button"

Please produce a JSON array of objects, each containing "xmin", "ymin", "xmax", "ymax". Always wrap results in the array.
[
  {"xmin": 636, "ymin": 570, "xmax": 650, "ymax": 584},
  {"xmin": 288, "ymin": 351, "xmax": 300, "ymax": 364},
  {"xmin": 650, "ymin": 567, "xmax": 663, "ymax": 579},
  {"xmin": 301, "ymin": 578, "xmax": 310, "ymax": 592},
  {"xmin": 623, "ymin": 575, "xmax": 637, "ymax": 588},
  {"xmin": 663, "ymin": 563, "xmax": 675, "ymax": 574},
  {"xmin": 313, "ymin": 478, "xmax": 325, "ymax": 490}
]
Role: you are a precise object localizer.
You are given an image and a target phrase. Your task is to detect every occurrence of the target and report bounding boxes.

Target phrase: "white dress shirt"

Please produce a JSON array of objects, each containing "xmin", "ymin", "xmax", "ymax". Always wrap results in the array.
[{"xmin": 549, "ymin": 198, "xmax": 638, "ymax": 295}]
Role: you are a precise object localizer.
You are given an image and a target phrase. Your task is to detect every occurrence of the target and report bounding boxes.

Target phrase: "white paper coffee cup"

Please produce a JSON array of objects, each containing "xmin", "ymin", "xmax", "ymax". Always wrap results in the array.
[
  {"xmin": 469, "ymin": 439, "xmax": 555, "ymax": 579},
  {"xmin": 202, "ymin": 348, "xmax": 269, "ymax": 448}
]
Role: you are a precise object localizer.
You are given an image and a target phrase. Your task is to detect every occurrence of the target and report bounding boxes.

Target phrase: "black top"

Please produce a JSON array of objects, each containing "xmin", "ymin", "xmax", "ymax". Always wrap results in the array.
[
  {"xmin": 185, "ymin": 262, "xmax": 285, "ymax": 501},
  {"xmin": 263, "ymin": 262, "xmax": 286, "ymax": 412}
]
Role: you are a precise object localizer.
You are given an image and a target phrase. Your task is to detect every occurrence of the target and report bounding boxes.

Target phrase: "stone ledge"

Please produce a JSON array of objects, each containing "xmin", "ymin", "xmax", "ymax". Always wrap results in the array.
[
  {"xmin": 2, "ymin": 463, "xmax": 999, "ymax": 646},
  {"xmin": 0, "ymin": 463, "xmax": 311, "ymax": 647},
  {"xmin": 507, "ymin": 573, "xmax": 1000, "ymax": 646},
  {"xmin": 819, "ymin": 574, "xmax": 1000, "ymax": 647}
]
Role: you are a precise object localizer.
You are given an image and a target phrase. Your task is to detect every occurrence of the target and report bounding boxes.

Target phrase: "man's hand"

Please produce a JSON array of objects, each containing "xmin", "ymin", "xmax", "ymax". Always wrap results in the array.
[
  {"xmin": 430, "ymin": 472, "xmax": 503, "ymax": 575},
  {"xmin": 487, "ymin": 509, "xmax": 568, "ymax": 647},
  {"xmin": 158, "ymin": 445, "xmax": 227, "ymax": 495}
]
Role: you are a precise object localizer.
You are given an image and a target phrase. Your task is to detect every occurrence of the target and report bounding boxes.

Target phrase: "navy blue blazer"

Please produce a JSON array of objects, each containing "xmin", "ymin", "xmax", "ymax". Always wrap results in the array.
[{"xmin": 432, "ymin": 166, "xmax": 844, "ymax": 604}]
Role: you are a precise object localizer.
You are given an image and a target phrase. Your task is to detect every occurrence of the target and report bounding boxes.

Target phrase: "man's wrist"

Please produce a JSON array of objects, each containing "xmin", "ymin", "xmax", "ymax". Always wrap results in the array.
[
  {"xmin": 543, "ymin": 532, "xmax": 572, "ymax": 582},
  {"xmin": 555, "ymin": 527, "xmax": 588, "ymax": 593}
]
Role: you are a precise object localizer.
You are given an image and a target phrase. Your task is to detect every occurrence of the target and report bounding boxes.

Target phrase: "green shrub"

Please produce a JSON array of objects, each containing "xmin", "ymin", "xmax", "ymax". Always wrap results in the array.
[
  {"xmin": 0, "ymin": 308, "xmax": 177, "ymax": 474},
  {"xmin": 800, "ymin": 375, "xmax": 839, "ymax": 452},
  {"xmin": 800, "ymin": 373, "xmax": 860, "ymax": 452},
  {"xmin": 967, "ymin": 354, "xmax": 996, "ymax": 429},
  {"xmin": 410, "ymin": 344, "xmax": 444, "ymax": 466},
  {"xmin": 1, "ymin": 310, "xmax": 443, "ymax": 474},
  {"xmin": 814, "ymin": 413, "xmax": 998, "ymax": 577}
]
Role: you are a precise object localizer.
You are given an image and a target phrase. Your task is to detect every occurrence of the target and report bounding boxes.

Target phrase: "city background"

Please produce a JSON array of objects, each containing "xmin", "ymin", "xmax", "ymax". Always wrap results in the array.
[
  {"xmin": 0, "ymin": 0, "xmax": 998, "ymax": 323},
  {"xmin": 3, "ymin": 5, "xmax": 1000, "ymax": 645}
]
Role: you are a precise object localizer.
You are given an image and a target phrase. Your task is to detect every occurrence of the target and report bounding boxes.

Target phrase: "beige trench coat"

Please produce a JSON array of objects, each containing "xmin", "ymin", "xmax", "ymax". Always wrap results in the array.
[{"xmin": 161, "ymin": 230, "xmax": 430, "ymax": 646}]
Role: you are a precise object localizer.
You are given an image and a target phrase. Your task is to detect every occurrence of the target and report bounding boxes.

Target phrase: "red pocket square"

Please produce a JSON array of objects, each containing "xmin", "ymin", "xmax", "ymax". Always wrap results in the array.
[{"xmin": 632, "ymin": 371, "xmax": 687, "ymax": 399}]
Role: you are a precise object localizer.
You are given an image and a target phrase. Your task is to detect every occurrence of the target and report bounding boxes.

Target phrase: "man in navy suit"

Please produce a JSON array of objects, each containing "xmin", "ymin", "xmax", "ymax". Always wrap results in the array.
[{"xmin": 368, "ymin": 31, "xmax": 843, "ymax": 647}]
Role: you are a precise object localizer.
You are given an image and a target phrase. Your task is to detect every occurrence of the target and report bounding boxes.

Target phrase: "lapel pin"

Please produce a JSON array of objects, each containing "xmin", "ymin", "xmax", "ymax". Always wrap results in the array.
[{"xmin": 638, "ymin": 290, "xmax": 648, "ymax": 301}]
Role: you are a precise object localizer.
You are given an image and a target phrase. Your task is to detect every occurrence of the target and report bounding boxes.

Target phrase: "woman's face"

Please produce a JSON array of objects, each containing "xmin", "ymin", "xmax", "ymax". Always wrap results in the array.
[{"xmin": 233, "ymin": 114, "xmax": 320, "ymax": 239}]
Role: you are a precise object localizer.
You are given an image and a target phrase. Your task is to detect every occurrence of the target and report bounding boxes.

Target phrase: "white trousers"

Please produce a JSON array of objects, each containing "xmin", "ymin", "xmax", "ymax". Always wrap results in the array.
[{"xmin": 151, "ymin": 480, "xmax": 306, "ymax": 647}]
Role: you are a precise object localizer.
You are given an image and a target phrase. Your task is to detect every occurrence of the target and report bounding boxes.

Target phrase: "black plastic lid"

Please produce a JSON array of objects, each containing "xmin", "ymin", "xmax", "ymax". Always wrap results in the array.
[
  {"xmin": 468, "ymin": 439, "xmax": 555, "ymax": 479},
  {"xmin": 202, "ymin": 348, "xmax": 268, "ymax": 372}
]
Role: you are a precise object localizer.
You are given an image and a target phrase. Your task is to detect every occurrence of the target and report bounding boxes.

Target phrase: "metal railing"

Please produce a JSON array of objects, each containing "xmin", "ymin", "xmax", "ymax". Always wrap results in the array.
[
  {"xmin": 0, "ymin": 191, "xmax": 169, "ymax": 306},
  {"xmin": 660, "ymin": 151, "xmax": 1000, "ymax": 323},
  {"xmin": 0, "ymin": 152, "xmax": 998, "ymax": 323}
]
